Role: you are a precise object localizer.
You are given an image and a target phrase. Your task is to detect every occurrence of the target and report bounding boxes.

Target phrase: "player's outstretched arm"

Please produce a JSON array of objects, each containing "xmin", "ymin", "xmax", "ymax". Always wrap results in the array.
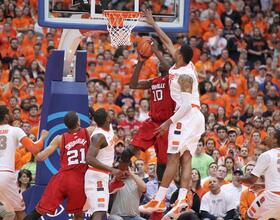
[
  {"xmin": 35, "ymin": 135, "xmax": 61, "ymax": 161},
  {"xmin": 20, "ymin": 129, "xmax": 49, "ymax": 154},
  {"xmin": 129, "ymin": 56, "xmax": 152, "ymax": 90},
  {"xmin": 144, "ymin": 9, "xmax": 176, "ymax": 59},
  {"xmin": 86, "ymin": 133, "xmax": 123, "ymax": 177}
]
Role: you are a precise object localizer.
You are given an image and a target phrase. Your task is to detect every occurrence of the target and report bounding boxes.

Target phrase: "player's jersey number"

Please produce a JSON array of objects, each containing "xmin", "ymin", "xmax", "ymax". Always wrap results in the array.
[
  {"xmin": 67, "ymin": 148, "xmax": 86, "ymax": 165},
  {"xmin": 0, "ymin": 135, "xmax": 7, "ymax": 150},
  {"xmin": 152, "ymin": 90, "xmax": 163, "ymax": 102}
]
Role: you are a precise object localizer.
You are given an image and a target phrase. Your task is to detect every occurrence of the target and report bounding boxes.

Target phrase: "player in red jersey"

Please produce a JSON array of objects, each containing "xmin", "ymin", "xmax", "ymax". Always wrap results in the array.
[
  {"xmin": 112, "ymin": 42, "xmax": 175, "ymax": 190},
  {"xmin": 24, "ymin": 111, "xmax": 95, "ymax": 220}
]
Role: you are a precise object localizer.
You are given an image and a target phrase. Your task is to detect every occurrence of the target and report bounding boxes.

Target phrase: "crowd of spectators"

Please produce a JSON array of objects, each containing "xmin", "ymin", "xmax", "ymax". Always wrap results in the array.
[{"xmin": 0, "ymin": 0, "xmax": 280, "ymax": 219}]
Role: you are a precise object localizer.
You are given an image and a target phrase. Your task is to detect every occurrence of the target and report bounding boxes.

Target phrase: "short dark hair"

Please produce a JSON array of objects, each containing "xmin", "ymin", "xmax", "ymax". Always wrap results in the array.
[
  {"xmin": 64, "ymin": 111, "xmax": 79, "ymax": 130},
  {"xmin": 180, "ymin": 43, "xmax": 193, "ymax": 64},
  {"xmin": 217, "ymin": 125, "xmax": 227, "ymax": 132},
  {"xmin": 93, "ymin": 108, "xmax": 108, "ymax": 127},
  {"xmin": 0, "ymin": 105, "xmax": 9, "ymax": 122}
]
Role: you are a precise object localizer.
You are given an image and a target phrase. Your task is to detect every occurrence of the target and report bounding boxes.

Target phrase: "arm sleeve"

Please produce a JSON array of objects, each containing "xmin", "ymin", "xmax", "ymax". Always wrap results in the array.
[
  {"xmin": 170, "ymin": 92, "xmax": 192, "ymax": 123},
  {"xmin": 251, "ymin": 152, "xmax": 270, "ymax": 177},
  {"xmin": 20, "ymin": 137, "xmax": 44, "ymax": 154},
  {"xmin": 239, "ymin": 190, "xmax": 249, "ymax": 219}
]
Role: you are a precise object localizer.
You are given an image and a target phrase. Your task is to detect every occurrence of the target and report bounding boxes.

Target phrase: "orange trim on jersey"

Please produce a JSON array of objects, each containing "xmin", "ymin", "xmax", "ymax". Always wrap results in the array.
[
  {"xmin": 88, "ymin": 166, "xmax": 111, "ymax": 174},
  {"xmin": 97, "ymin": 198, "xmax": 105, "ymax": 202},
  {"xmin": 272, "ymin": 191, "xmax": 280, "ymax": 195},
  {"xmin": 191, "ymin": 104, "xmax": 200, "ymax": 109},
  {"xmin": 172, "ymin": 141, "xmax": 180, "ymax": 146}
]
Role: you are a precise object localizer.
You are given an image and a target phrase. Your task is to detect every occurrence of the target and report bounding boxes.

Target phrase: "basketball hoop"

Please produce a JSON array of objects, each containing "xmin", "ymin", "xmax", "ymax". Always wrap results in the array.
[{"xmin": 103, "ymin": 10, "xmax": 143, "ymax": 48}]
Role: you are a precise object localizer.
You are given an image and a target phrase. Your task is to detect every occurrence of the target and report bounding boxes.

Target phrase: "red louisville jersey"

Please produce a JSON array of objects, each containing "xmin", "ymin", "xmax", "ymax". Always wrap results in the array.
[
  {"xmin": 59, "ymin": 128, "xmax": 90, "ymax": 173},
  {"xmin": 149, "ymin": 75, "xmax": 176, "ymax": 123}
]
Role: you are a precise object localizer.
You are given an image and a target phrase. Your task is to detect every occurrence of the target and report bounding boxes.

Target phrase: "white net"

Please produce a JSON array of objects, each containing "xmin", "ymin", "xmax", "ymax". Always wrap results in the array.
[{"xmin": 103, "ymin": 11, "xmax": 142, "ymax": 48}]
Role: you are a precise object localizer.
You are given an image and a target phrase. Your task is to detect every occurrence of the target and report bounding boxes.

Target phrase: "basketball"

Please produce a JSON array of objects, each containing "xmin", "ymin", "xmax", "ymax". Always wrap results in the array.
[{"xmin": 137, "ymin": 37, "xmax": 154, "ymax": 58}]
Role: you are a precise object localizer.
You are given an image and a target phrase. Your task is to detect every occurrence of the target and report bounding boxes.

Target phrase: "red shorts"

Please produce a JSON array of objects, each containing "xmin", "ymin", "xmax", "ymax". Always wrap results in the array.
[
  {"xmin": 131, "ymin": 118, "xmax": 167, "ymax": 164},
  {"xmin": 36, "ymin": 170, "xmax": 86, "ymax": 215}
]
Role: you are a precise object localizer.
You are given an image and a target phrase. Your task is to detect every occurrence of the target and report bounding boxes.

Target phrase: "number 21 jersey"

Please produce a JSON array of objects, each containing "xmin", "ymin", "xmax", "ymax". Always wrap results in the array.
[
  {"xmin": 60, "ymin": 128, "xmax": 90, "ymax": 173},
  {"xmin": 149, "ymin": 75, "xmax": 176, "ymax": 123}
]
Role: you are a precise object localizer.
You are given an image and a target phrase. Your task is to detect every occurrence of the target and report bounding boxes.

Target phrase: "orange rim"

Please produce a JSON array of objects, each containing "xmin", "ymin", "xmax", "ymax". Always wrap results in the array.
[{"xmin": 103, "ymin": 10, "xmax": 143, "ymax": 27}]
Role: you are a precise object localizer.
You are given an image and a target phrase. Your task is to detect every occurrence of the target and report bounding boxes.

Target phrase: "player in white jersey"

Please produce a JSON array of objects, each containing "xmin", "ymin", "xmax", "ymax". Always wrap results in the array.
[
  {"xmin": 238, "ymin": 129, "xmax": 280, "ymax": 220},
  {"xmin": 0, "ymin": 105, "xmax": 48, "ymax": 220},
  {"xmin": 139, "ymin": 10, "xmax": 205, "ymax": 218},
  {"xmin": 83, "ymin": 108, "xmax": 124, "ymax": 220}
]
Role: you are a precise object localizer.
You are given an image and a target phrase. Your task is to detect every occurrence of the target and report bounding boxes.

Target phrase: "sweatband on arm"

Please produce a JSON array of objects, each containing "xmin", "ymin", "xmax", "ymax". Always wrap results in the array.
[
  {"xmin": 21, "ymin": 137, "xmax": 44, "ymax": 154},
  {"xmin": 170, "ymin": 92, "xmax": 192, "ymax": 123}
]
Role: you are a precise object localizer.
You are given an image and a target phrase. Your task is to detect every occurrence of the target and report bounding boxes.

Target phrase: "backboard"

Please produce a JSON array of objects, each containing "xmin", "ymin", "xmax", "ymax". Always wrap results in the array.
[{"xmin": 38, "ymin": 0, "xmax": 190, "ymax": 33}]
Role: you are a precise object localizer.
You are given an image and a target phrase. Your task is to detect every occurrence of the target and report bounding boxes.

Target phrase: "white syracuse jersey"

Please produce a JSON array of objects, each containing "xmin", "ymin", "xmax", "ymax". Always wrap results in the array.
[
  {"xmin": 167, "ymin": 62, "xmax": 205, "ymax": 156},
  {"xmin": 90, "ymin": 125, "xmax": 115, "ymax": 167},
  {"xmin": 169, "ymin": 61, "xmax": 200, "ymax": 110},
  {"xmin": 0, "ymin": 125, "xmax": 26, "ymax": 171},
  {"xmin": 84, "ymin": 124, "xmax": 116, "ymax": 214},
  {"xmin": 251, "ymin": 148, "xmax": 280, "ymax": 191}
]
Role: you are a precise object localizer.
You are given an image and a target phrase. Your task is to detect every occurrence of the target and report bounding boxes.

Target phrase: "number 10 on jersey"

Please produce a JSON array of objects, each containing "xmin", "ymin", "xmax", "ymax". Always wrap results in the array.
[{"xmin": 152, "ymin": 90, "xmax": 163, "ymax": 102}]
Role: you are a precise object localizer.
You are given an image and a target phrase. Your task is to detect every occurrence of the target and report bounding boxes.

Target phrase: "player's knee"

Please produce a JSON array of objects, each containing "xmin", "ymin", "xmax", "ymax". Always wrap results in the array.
[{"xmin": 120, "ymin": 146, "xmax": 136, "ymax": 163}]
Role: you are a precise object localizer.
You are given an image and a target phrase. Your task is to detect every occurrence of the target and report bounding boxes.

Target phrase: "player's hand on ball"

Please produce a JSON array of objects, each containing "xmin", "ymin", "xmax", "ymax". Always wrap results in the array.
[
  {"xmin": 154, "ymin": 119, "xmax": 172, "ymax": 136},
  {"xmin": 143, "ymin": 9, "xmax": 155, "ymax": 25},
  {"xmin": 40, "ymin": 130, "xmax": 49, "ymax": 140}
]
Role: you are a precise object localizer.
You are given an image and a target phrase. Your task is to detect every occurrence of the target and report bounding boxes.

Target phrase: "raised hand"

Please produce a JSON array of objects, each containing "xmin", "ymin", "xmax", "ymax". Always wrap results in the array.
[{"xmin": 143, "ymin": 9, "xmax": 155, "ymax": 26}]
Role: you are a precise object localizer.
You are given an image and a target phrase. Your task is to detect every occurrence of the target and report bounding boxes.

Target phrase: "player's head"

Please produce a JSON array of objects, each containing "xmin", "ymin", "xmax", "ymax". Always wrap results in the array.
[
  {"xmin": 64, "ymin": 111, "xmax": 80, "ymax": 130},
  {"xmin": 93, "ymin": 108, "xmax": 110, "ymax": 128},
  {"xmin": 176, "ymin": 43, "xmax": 193, "ymax": 65},
  {"xmin": 0, "ymin": 105, "xmax": 10, "ymax": 124}
]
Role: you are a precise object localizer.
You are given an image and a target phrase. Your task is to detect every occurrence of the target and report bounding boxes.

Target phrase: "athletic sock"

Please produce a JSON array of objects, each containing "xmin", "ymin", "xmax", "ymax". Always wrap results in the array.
[
  {"xmin": 23, "ymin": 209, "xmax": 42, "ymax": 220},
  {"xmin": 177, "ymin": 188, "xmax": 188, "ymax": 201},
  {"xmin": 154, "ymin": 186, "xmax": 168, "ymax": 201}
]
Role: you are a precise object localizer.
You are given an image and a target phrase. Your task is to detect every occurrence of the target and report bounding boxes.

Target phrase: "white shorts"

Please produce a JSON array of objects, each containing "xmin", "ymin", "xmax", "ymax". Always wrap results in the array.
[
  {"xmin": 83, "ymin": 169, "xmax": 110, "ymax": 215},
  {"xmin": 247, "ymin": 190, "xmax": 280, "ymax": 220},
  {"xmin": 0, "ymin": 172, "xmax": 25, "ymax": 212},
  {"xmin": 168, "ymin": 107, "xmax": 205, "ymax": 156}
]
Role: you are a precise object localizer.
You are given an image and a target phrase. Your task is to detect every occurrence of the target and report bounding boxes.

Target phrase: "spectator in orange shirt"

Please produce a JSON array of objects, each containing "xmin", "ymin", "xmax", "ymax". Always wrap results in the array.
[
  {"xmin": 26, "ymin": 104, "xmax": 40, "ymax": 127},
  {"xmin": 189, "ymin": 36, "xmax": 201, "ymax": 64},
  {"xmin": 188, "ymin": 10, "xmax": 202, "ymax": 38},
  {"xmin": 0, "ymin": 23, "xmax": 16, "ymax": 50},
  {"xmin": 93, "ymin": 92, "xmax": 107, "ymax": 110},
  {"xmin": 12, "ymin": 7, "xmax": 30, "ymax": 32},
  {"xmin": 201, "ymin": 10, "xmax": 224, "ymax": 33},
  {"xmin": 104, "ymin": 92, "xmax": 122, "ymax": 114},
  {"xmin": 213, "ymin": 49, "xmax": 235, "ymax": 71},
  {"xmin": 12, "ymin": 107, "xmax": 22, "ymax": 121},
  {"xmin": 224, "ymin": 82, "xmax": 239, "ymax": 117},
  {"xmin": 201, "ymin": 86, "xmax": 225, "ymax": 114}
]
